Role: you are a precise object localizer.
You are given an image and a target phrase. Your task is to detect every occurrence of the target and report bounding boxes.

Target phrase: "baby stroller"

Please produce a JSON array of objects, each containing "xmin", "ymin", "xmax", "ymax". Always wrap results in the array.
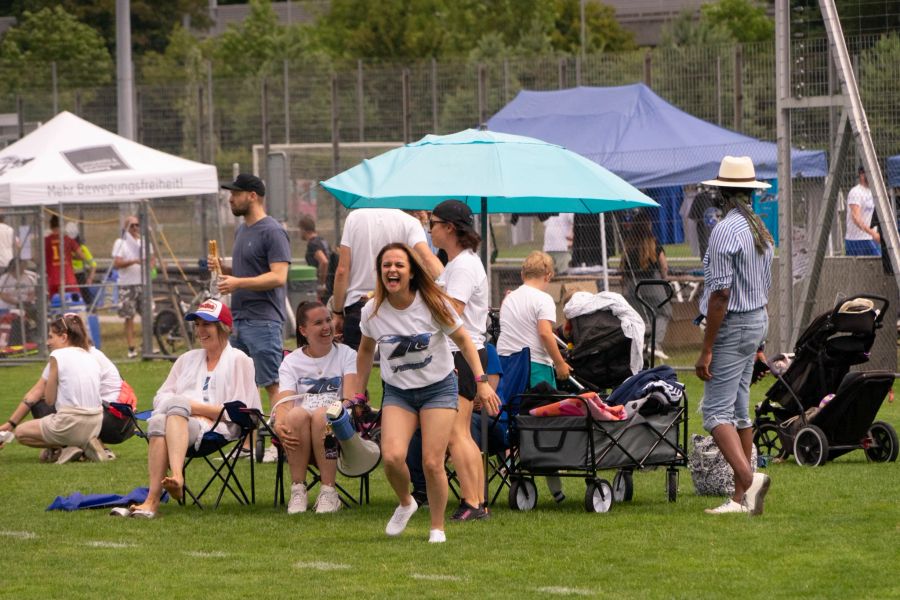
[{"xmin": 753, "ymin": 294, "xmax": 898, "ymax": 466}]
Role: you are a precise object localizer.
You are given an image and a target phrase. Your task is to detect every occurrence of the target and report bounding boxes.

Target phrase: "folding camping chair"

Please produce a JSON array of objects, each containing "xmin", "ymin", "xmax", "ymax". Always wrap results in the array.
[{"xmin": 115, "ymin": 400, "xmax": 270, "ymax": 509}]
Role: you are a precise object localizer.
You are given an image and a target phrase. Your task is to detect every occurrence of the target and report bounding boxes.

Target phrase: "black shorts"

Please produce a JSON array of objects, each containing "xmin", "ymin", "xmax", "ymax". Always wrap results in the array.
[{"xmin": 453, "ymin": 347, "xmax": 488, "ymax": 401}]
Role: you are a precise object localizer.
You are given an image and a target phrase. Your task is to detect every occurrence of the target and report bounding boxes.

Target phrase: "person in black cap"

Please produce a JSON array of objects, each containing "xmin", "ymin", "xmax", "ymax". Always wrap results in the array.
[{"xmin": 211, "ymin": 174, "xmax": 291, "ymax": 446}]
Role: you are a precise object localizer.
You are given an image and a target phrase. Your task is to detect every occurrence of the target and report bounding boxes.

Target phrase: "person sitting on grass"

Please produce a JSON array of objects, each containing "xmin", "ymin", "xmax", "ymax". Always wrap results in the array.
[
  {"xmin": 113, "ymin": 299, "xmax": 260, "ymax": 519},
  {"xmin": 496, "ymin": 251, "xmax": 571, "ymax": 388},
  {"xmin": 273, "ymin": 300, "xmax": 359, "ymax": 515},
  {"xmin": 0, "ymin": 313, "xmax": 106, "ymax": 462}
]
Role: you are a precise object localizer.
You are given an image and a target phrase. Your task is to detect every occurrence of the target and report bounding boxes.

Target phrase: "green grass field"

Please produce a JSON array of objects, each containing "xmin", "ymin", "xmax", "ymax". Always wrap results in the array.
[{"xmin": 0, "ymin": 359, "xmax": 898, "ymax": 599}]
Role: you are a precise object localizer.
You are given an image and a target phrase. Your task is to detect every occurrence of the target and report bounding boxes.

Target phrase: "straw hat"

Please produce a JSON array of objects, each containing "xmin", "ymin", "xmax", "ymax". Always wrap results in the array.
[{"xmin": 702, "ymin": 156, "xmax": 771, "ymax": 189}]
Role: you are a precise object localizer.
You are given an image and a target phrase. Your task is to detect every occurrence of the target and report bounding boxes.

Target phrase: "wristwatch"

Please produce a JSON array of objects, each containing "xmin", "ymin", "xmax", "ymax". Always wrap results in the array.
[{"xmin": 475, "ymin": 374, "xmax": 489, "ymax": 384}]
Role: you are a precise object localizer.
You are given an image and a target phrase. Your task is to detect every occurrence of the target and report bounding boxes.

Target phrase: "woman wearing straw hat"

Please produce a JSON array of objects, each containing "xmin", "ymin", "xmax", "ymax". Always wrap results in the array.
[{"xmin": 695, "ymin": 156, "xmax": 773, "ymax": 517}]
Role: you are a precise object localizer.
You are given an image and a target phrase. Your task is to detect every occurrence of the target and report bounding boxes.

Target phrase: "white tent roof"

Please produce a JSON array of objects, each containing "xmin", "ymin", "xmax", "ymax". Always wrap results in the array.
[{"xmin": 0, "ymin": 111, "xmax": 218, "ymax": 206}]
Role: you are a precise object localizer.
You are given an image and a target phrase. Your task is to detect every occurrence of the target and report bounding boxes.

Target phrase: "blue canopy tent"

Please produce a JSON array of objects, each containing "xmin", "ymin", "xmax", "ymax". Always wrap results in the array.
[
  {"xmin": 887, "ymin": 155, "xmax": 900, "ymax": 187},
  {"xmin": 488, "ymin": 84, "xmax": 828, "ymax": 247}
]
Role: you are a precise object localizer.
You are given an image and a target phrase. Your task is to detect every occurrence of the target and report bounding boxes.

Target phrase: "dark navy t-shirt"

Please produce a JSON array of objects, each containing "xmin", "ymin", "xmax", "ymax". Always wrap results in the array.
[{"xmin": 231, "ymin": 216, "xmax": 291, "ymax": 322}]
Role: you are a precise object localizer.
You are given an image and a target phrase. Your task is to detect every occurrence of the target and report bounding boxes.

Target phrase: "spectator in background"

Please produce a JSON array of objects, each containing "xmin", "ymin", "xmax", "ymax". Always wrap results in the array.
[
  {"xmin": 299, "ymin": 215, "xmax": 331, "ymax": 302},
  {"xmin": 845, "ymin": 166, "xmax": 881, "ymax": 256},
  {"xmin": 331, "ymin": 208, "xmax": 443, "ymax": 350},
  {"xmin": 112, "ymin": 216, "xmax": 153, "ymax": 359},
  {"xmin": 65, "ymin": 222, "xmax": 98, "ymax": 306},
  {"xmin": 620, "ymin": 209, "xmax": 672, "ymax": 362},
  {"xmin": 0, "ymin": 214, "xmax": 20, "ymax": 274},
  {"xmin": 497, "ymin": 251, "xmax": 571, "ymax": 388},
  {"xmin": 45, "ymin": 215, "xmax": 84, "ymax": 301},
  {"xmin": 689, "ymin": 185, "xmax": 723, "ymax": 259},
  {"xmin": 542, "ymin": 213, "xmax": 574, "ymax": 276}
]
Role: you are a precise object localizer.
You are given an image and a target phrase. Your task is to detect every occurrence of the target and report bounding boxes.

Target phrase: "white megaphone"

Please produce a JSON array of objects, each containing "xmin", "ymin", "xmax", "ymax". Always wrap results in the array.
[{"xmin": 327, "ymin": 402, "xmax": 380, "ymax": 477}]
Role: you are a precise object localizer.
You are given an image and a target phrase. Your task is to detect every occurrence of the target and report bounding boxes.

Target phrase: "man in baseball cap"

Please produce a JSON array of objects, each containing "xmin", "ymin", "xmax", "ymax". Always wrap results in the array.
[{"xmin": 221, "ymin": 173, "xmax": 266, "ymax": 197}]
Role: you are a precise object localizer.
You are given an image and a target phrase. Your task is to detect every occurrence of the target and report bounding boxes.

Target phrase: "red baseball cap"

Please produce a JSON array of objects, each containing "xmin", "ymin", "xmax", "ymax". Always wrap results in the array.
[{"xmin": 186, "ymin": 299, "xmax": 233, "ymax": 328}]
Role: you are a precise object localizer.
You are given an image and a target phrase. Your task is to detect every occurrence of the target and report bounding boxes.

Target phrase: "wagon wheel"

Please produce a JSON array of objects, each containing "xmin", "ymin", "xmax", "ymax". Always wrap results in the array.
[
  {"xmin": 754, "ymin": 422, "xmax": 787, "ymax": 460},
  {"xmin": 794, "ymin": 425, "xmax": 829, "ymax": 467},
  {"xmin": 584, "ymin": 479, "xmax": 613, "ymax": 513},
  {"xmin": 666, "ymin": 468, "xmax": 678, "ymax": 502},
  {"xmin": 508, "ymin": 477, "xmax": 538, "ymax": 511},
  {"xmin": 612, "ymin": 469, "xmax": 634, "ymax": 503},
  {"xmin": 153, "ymin": 307, "xmax": 192, "ymax": 356},
  {"xmin": 864, "ymin": 421, "xmax": 899, "ymax": 463}
]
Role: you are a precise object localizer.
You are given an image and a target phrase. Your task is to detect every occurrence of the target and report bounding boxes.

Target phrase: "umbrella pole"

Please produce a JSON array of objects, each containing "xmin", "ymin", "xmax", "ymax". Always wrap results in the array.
[
  {"xmin": 600, "ymin": 213, "xmax": 609, "ymax": 292},
  {"xmin": 480, "ymin": 196, "xmax": 490, "ymax": 504}
]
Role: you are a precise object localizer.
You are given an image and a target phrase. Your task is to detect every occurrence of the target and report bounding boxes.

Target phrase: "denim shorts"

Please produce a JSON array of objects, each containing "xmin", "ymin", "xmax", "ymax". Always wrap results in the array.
[
  {"xmin": 382, "ymin": 371, "xmax": 459, "ymax": 414},
  {"xmin": 230, "ymin": 319, "xmax": 284, "ymax": 388},
  {"xmin": 700, "ymin": 308, "xmax": 768, "ymax": 433}
]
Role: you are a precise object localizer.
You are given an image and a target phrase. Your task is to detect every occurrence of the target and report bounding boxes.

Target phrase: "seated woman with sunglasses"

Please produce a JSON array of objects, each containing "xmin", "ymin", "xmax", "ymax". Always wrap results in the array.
[
  {"xmin": 273, "ymin": 300, "xmax": 359, "ymax": 515},
  {"xmin": 0, "ymin": 314, "xmax": 105, "ymax": 460},
  {"xmin": 113, "ymin": 300, "xmax": 260, "ymax": 519}
]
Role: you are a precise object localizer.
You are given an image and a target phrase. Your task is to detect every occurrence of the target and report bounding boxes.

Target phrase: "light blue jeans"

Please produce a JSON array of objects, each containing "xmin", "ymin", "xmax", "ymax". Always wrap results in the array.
[{"xmin": 701, "ymin": 308, "xmax": 768, "ymax": 432}]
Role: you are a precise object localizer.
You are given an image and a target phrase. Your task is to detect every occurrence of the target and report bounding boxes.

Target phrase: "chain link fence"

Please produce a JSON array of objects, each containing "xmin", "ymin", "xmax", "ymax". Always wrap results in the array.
[{"xmin": 1, "ymin": 32, "xmax": 898, "ymax": 366}]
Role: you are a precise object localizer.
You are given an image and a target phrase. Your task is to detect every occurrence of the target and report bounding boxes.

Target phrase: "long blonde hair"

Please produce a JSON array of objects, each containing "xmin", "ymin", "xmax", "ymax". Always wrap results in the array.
[{"xmin": 370, "ymin": 243, "xmax": 456, "ymax": 327}]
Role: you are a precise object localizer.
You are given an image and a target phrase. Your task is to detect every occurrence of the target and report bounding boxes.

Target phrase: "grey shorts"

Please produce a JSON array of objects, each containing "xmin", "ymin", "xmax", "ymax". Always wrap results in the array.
[
  {"xmin": 700, "ymin": 308, "xmax": 768, "ymax": 432},
  {"xmin": 40, "ymin": 408, "xmax": 102, "ymax": 447},
  {"xmin": 117, "ymin": 285, "xmax": 143, "ymax": 319},
  {"xmin": 382, "ymin": 371, "xmax": 459, "ymax": 414}
]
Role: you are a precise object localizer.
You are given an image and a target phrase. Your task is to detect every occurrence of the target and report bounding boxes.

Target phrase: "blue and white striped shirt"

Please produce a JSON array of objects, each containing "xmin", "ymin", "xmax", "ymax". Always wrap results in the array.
[{"xmin": 700, "ymin": 208, "xmax": 773, "ymax": 315}]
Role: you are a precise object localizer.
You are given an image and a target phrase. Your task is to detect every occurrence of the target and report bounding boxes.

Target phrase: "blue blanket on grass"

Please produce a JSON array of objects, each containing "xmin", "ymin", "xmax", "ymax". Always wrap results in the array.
[{"xmin": 47, "ymin": 487, "xmax": 169, "ymax": 511}]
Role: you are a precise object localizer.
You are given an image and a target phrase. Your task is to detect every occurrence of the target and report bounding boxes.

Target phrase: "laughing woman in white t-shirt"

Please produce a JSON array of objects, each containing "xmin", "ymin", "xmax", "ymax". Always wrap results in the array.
[
  {"xmin": 273, "ymin": 301, "xmax": 359, "ymax": 515},
  {"xmin": 351, "ymin": 242, "xmax": 500, "ymax": 544},
  {"xmin": 0, "ymin": 314, "xmax": 104, "ymax": 460}
]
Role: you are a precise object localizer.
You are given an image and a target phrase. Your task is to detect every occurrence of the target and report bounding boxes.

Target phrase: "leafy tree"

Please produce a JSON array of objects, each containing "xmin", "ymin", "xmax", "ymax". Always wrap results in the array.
[
  {"xmin": 0, "ymin": 0, "xmax": 211, "ymax": 56},
  {"xmin": 550, "ymin": 0, "xmax": 636, "ymax": 54},
  {"xmin": 701, "ymin": 0, "xmax": 774, "ymax": 43},
  {"xmin": 859, "ymin": 33, "xmax": 900, "ymax": 156},
  {"xmin": 0, "ymin": 6, "xmax": 113, "ymax": 93}
]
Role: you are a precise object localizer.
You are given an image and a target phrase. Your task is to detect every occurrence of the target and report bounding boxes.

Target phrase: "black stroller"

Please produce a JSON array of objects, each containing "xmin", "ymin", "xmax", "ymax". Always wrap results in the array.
[{"xmin": 753, "ymin": 294, "xmax": 898, "ymax": 466}]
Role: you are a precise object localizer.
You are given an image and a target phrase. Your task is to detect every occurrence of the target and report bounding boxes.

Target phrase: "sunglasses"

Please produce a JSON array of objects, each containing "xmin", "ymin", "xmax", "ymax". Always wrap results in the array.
[
  {"xmin": 127, "ymin": 223, "xmax": 140, "ymax": 229},
  {"xmin": 52, "ymin": 312, "xmax": 79, "ymax": 334},
  {"xmin": 428, "ymin": 218, "xmax": 448, "ymax": 229}
]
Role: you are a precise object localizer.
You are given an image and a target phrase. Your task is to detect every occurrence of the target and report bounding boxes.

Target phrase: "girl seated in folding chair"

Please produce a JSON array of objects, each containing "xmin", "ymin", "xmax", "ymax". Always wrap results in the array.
[
  {"xmin": 273, "ymin": 300, "xmax": 359, "ymax": 515},
  {"xmin": 0, "ymin": 314, "xmax": 105, "ymax": 460},
  {"xmin": 115, "ymin": 300, "xmax": 260, "ymax": 519}
]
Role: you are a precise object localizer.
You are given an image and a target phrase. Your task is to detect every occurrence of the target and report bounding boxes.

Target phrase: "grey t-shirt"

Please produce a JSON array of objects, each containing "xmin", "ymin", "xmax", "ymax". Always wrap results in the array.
[{"xmin": 231, "ymin": 216, "xmax": 291, "ymax": 322}]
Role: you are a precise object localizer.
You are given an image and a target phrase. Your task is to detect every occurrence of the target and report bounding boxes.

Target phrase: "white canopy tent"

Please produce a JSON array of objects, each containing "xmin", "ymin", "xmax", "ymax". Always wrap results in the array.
[
  {"xmin": 0, "ymin": 111, "xmax": 217, "ymax": 205},
  {"xmin": 0, "ymin": 111, "xmax": 219, "ymax": 362}
]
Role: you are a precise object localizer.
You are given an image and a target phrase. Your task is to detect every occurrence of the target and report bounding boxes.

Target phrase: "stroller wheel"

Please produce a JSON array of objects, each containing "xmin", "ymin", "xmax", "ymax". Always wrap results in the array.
[
  {"xmin": 508, "ymin": 478, "xmax": 538, "ymax": 511},
  {"xmin": 584, "ymin": 479, "xmax": 613, "ymax": 513},
  {"xmin": 665, "ymin": 469, "xmax": 678, "ymax": 502},
  {"xmin": 865, "ymin": 421, "xmax": 899, "ymax": 463},
  {"xmin": 794, "ymin": 425, "xmax": 829, "ymax": 467},
  {"xmin": 612, "ymin": 470, "xmax": 633, "ymax": 502},
  {"xmin": 754, "ymin": 422, "xmax": 787, "ymax": 460}
]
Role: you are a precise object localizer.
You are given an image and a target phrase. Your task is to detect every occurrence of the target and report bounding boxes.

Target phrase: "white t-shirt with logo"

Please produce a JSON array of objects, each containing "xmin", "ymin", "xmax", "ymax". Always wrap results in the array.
[
  {"xmin": 438, "ymin": 249, "xmax": 487, "ymax": 352},
  {"xmin": 845, "ymin": 184, "xmax": 876, "ymax": 241},
  {"xmin": 340, "ymin": 209, "xmax": 428, "ymax": 307},
  {"xmin": 49, "ymin": 347, "xmax": 102, "ymax": 410},
  {"xmin": 359, "ymin": 292, "xmax": 462, "ymax": 389},
  {"xmin": 278, "ymin": 343, "xmax": 357, "ymax": 410},
  {"xmin": 543, "ymin": 213, "xmax": 574, "ymax": 253},
  {"xmin": 111, "ymin": 233, "xmax": 147, "ymax": 285},
  {"xmin": 497, "ymin": 284, "xmax": 558, "ymax": 366},
  {"xmin": 43, "ymin": 346, "xmax": 123, "ymax": 405}
]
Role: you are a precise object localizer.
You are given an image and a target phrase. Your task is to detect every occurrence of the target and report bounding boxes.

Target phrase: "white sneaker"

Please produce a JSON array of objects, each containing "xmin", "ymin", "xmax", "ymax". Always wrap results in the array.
[
  {"xmin": 57, "ymin": 446, "xmax": 84, "ymax": 464},
  {"xmin": 288, "ymin": 482, "xmax": 308, "ymax": 514},
  {"xmin": 314, "ymin": 485, "xmax": 342, "ymax": 514},
  {"xmin": 428, "ymin": 529, "xmax": 446, "ymax": 543},
  {"xmin": 744, "ymin": 473, "xmax": 771, "ymax": 516},
  {"xmin": 0, "ymin": 430, "xmax": 14, "ymax": 445},
  {"xmin": 127, "ymin": 348, "xmax": 138, "ymax": 359},
  {"xmin": 82, "ymin": 438, "xmax": 110, "ymax": 462},
  {"xmin": 385, "ymin": 499, "xmax": 418, "ymax": 536},
  {"xmin": 653, "ymin": 348, "xmax": 670, "ymax": 361},
  {"xmin": 704, "ymin": 499, "xmax": 749, "ymax": 514},
  {"xmin": 262, "ymin": 445, "xmax": 279, "ymax": 464}
]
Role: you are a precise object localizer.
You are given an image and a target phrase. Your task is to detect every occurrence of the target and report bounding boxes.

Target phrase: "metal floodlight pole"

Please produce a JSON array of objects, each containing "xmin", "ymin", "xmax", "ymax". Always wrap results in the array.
[
  {"xmin": 775, "ymin": 0, "xmax": 793, "ymax": 350},
  {"xmin": 116, "ymin": 0, "xmax": 135, "ymax": 140}
]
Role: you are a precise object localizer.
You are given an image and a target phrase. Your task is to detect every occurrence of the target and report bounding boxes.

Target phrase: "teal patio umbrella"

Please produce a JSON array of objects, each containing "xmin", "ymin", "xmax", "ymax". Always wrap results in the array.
[{"xmin": 320, "ymin": 128, "xmax": 658, "ymax": 266}]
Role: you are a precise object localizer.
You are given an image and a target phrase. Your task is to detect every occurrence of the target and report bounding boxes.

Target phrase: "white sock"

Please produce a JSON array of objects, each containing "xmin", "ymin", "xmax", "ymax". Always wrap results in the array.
[{"xmin": 428, "ymin": 529, "xmax": 446, "ymax": 543}]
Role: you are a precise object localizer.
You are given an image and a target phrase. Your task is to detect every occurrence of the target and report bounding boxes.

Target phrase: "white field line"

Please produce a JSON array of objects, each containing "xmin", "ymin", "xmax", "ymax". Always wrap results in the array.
[
  {"xmin": 293, "ymin": 561, "xmax": 351, "ymax": 571},
  {"xmin": 0, "ymin": 530, "xmax": 36, "ymax": 539},
  {"xmin": 536, "ymin": 586, "xmax": 597, "ymax": 597},
  {"xmin": 410, "ymin": 573, "xmax": 466, "ymax": 582},
  {"xmin": 185, "ymin": 551, "xmax": 229, "ymax": 558},
  {"xmin": 86, "ymin": 541, "xmax": 136, "ymax": 549}
]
